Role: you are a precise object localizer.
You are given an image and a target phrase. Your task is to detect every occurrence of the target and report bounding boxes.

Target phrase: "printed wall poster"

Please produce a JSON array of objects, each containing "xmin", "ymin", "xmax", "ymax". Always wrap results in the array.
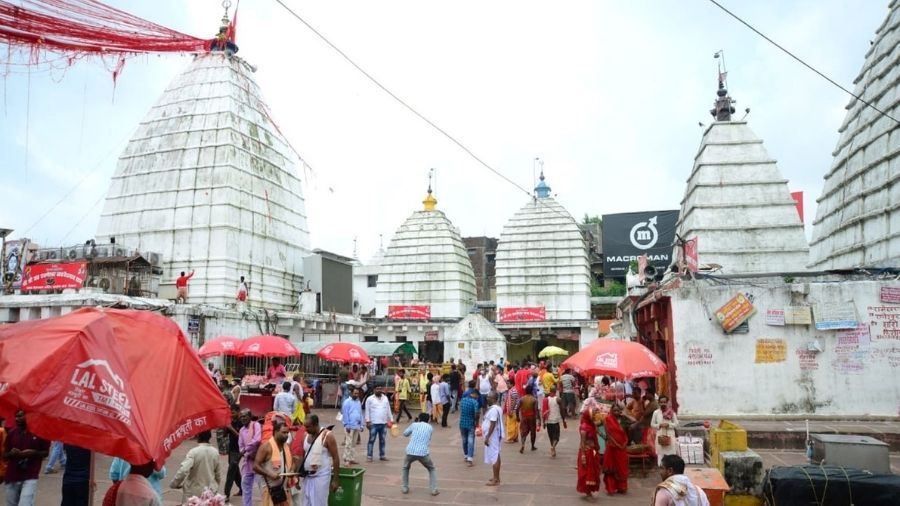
[{"xmin": 754, "ymin": 339, "xmax": 787, "ymax": 363}]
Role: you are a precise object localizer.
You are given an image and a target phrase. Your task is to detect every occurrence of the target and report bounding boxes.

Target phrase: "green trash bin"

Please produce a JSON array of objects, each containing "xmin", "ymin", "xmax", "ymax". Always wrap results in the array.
[{"xmin": 328, "ymin": 467, "xmax": 365, "ymax": 506}]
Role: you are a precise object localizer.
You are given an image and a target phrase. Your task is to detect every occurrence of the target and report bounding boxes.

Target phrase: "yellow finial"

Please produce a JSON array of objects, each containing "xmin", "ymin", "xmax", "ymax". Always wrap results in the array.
[
  {"xmin": 423, "ymin": 187, "xmax": 437, "ymax": 211},
  {"xmin": 423, "ymin": 168, "xmax": 437, "ymax": 211}
]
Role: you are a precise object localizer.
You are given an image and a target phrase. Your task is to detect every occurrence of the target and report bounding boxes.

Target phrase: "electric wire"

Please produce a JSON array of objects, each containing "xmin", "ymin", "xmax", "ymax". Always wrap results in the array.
[
  {"xmin": 270, "ymin": 0, "xmax": 578, "ymax": 224},
  {"xmin": 21, "ymin": 124, "xmax": 137, "ymax": 237},
  {"xmin": 705, "ymin": 0, "xmax": 900, "ymax": 126}
]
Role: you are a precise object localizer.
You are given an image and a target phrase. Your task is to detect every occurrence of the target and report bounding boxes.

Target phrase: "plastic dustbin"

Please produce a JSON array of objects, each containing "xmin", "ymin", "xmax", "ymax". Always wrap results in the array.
[{"xmin": 328, "ymin": 467, "xmax": 365, "ymax": 506}]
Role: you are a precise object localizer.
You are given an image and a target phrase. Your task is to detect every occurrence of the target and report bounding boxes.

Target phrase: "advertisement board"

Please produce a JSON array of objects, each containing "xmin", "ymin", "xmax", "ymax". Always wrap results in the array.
[
  {"xmin": 21, "ymin": 262, "xmax": 87, "ymax": 291},
  {"xmin": 715, "ymin": 293, "xmax": 756, "ymax": 333},
  {"xmin": 602, "ymin": 210, "xmax": 679, "ymax": 278},
  {"xmin": 2, "ymin": 238, "xmax": 32, "ymax": 289},
  {"xmin": 387, "ymin": 305, "xmax": 431, "ymax": 320},
  {"xmin": 498, "ymin": 307, "xmax": 546, "ymax": 322}
]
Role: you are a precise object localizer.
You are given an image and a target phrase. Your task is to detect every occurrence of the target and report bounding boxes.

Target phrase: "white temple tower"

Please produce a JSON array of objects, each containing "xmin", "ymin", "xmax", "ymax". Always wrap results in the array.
[
  {"xmin": 374, "ymin": 186, "xmax": 477, "ymax": 319},
  {"xmin": 95, "ymin": 51, "xmax": 311, "ymax": 310},
  {"xmin": 495, "ymin": 172, "xmax": 591, "ymax": 320},
  {"xmin": 676, "ymin": 80, "xmax": 809, "ymax": 274},
  {"xmin": 809, "ymin": 1, "xmax": 900, "ymax": 269}
]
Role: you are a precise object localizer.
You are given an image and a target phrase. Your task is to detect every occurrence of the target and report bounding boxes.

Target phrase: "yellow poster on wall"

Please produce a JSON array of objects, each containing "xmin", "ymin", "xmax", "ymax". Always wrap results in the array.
[{"xmin": 755, "ymin": 339, "xmax": 787, "ymax": 363}]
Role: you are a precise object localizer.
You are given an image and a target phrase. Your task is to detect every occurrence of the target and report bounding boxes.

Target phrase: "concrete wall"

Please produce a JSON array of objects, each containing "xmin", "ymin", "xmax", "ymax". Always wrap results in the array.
[{"xmin": 670, "ymin": 277, "xmax": 900, "ymax": 417}]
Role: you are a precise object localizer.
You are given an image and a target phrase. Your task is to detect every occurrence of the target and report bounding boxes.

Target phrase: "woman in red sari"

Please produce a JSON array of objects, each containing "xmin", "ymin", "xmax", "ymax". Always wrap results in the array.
[
  {"xmin": 576, "ymin": 408, "xmax": 602, "ymax": 497},
  {"xmin": 602, "ymin": 405, "xmax": 629, "ymax": 495}
]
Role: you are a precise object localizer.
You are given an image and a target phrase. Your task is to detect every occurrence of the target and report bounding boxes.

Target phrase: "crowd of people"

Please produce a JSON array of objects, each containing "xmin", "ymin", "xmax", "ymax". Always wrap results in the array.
[
  {"xmin": 0, "ymin": 354, "xmax": 709, "ymax": 506},
  {"xmin": 328, "ymin": 356, "xmax": 708, "ymax": 504}
]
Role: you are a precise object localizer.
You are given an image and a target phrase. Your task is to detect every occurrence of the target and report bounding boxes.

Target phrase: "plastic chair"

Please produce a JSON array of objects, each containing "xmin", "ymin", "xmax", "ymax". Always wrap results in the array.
[{"xmin": 628, "ymin": 427, "xmax": 657, "ymax": 477}]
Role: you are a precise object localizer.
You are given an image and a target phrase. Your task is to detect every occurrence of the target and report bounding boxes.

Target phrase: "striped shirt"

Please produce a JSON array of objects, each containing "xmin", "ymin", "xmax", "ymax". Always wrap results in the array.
[{"xmin": 403, "ymin": 421, "xmax": 433, "ymax": 457}]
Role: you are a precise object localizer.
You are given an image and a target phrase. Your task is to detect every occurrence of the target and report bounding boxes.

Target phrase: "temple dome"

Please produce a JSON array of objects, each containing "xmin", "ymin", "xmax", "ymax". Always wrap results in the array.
[
  {"xmin": 677, "ymin": 120, "xmax": 809, "ymax": 274},
  {"xmin": 495, "ymin": 182, "xmax": 591, "ymax": 320},
  {"xmin": 95, "ymin": 53, "xmax": 311, "ymax": 309},
  {"xmin": 809, "ymin": 1, "xmax": 900, "ymax": 269},
  {"xmin": 375, "ymin": 191, "xmax": 476, "ymax": 319}
]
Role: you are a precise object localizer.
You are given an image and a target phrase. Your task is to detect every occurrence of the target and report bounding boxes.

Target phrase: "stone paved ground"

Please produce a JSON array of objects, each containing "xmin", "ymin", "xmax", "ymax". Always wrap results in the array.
[{"xmin": 4, "ymin": 409, "xmax": 900, "ymax": 505}]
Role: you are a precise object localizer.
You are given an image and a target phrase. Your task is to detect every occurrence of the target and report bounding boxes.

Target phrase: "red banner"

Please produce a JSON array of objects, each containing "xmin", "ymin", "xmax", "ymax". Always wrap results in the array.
[
  {"xmin": 21, "ymin": 262, "xmax": 87, "ymax": 291},
  {"xmin": 684, "ymin": 237, "xmax": 699, "ymax": 273},
  {"xmin": 387, "ymin": 305, "xmax": 431, "ymax": 320},
  {"xmin": 498, "ymin": 307, "xmax": 546, "ymax": 322},
  {"xmin": 791, "ymin": 191, "xmax": 804, "ymax": 223}
]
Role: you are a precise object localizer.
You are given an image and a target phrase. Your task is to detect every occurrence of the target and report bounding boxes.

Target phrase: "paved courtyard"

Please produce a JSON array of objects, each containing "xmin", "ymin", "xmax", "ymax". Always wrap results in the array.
[{"xmin": 4, "ymin": 408, "xmax": 900, "ymax": 505}]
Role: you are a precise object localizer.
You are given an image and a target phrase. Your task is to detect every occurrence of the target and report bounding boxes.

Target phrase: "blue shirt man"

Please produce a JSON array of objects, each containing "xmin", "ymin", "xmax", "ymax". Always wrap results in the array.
[
  {"xmin": 401, "ymin": 414, "xmax": 438, "ymax": 496},
  {"xmin": 458, "ymin": 390, "xmax": 480, "ymax": 464},
  {"xmin": 273, "ymin": 381, "xmax": 297, "ymax": 416},
  {"xmin": 341, "ymin": 394, "xmax": 363, "ymax": 430},
  {"xmin": 438, "ymin": 380, "xmax": 451, "ymax": 404}
]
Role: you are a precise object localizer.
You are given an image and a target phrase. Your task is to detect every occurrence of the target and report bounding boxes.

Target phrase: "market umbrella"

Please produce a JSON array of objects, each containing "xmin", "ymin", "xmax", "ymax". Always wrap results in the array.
[
  {"xmin": 560, "ymin": 338, "xmax": 666, "ymax": 379},
  {"xmin": 238, "ymin": 334, "xmax": 301, "ymax": 357},
  {"xmin": 317, "ymin": 342, "xmax": 370, "ymax": 364},
  {"xmin": 538, "ymin": 345, "xmax": 570, "ymax": 358},
  {"xmin": 198, "ymin": 335, "xmax": 242, "ymax": 359},
  {"xmin": 0, "ymin": 308, "xmax": 230, "ymax": 467}
]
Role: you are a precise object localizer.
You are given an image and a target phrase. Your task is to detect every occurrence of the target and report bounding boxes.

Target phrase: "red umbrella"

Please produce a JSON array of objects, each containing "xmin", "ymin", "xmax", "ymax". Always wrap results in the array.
[
  {"xmin": 238, "ymin": 334, "xmax": 300, "ymax": 357},
  {"xmin": 560, "ymin": 338, "xmax": 666, "ymax": 380},
  {"xmin": 0, "ymin": 308, "xmax": 230, "ymax": 467},
  {"xmin": 317, "ymin": 342, "xmax": 370, "ymax": 364},
  {"xmin": 198, "ymin": 335, "xmax": 242, "ymax": 359}
]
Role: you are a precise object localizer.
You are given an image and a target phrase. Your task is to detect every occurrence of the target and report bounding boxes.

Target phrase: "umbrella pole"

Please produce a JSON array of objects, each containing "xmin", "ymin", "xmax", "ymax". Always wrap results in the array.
[{"xmin": 89, "ymin": 451, "xmax": 95, "ymax": 505}]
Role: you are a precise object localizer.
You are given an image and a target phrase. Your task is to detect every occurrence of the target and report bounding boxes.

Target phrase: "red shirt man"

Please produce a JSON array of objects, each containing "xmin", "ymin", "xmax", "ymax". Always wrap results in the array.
[
  {"xmin": 3, "ymin": 410, "xmax": 50, "ymax": 497},
  {"xmin": 175, "ymin": 270, "xmax": 195, "ymax": 303}
]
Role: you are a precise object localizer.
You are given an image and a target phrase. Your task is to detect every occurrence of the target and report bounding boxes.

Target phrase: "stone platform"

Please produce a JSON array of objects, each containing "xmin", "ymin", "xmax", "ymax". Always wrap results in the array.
[{"xmin": 680, "ymin": 418, "xmax": 900, "ymax": 451}]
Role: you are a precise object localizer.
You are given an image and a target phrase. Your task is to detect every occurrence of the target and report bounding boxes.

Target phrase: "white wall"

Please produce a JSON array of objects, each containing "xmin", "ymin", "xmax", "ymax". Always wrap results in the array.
[{"xmin": 670, "ymin": 278, "xmax": 900, "ymax": 417}]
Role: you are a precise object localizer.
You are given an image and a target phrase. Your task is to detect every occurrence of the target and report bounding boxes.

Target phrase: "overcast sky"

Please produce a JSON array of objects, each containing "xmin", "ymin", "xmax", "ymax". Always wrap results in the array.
[{"xmin": 0, "ymin": 0, "xmax": 889, "ymax": 262}]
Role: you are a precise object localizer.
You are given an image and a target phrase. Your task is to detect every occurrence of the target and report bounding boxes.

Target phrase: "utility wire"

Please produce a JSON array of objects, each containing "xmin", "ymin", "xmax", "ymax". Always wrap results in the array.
[
  {"xmin": 706, "ymin": 0, "xmax": 900, "ymax": 126},
  {"xmin": 271, "ymin": 0, "xmax": 560, "ymax": 206}
]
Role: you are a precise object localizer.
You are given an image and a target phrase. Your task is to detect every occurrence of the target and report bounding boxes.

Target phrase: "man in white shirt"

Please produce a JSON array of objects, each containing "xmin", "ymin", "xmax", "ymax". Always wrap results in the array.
[
  {"xmin": 116, "ymin": 461, "xmax": 162, "ymax": 506},
  {"xmin": 273, "ymin": 381, "xmax": 297, "ymax": 417},
  {"xmin": 430, "ymin": 380, "xmax": 443, "ymax": 424},
  {"xmin": 652, "ymin": 454, "xmax": 710, "ymax": 506},
  {"xmin": 364, "ymin": 385, "xmax": 393, "ymax": 462}
]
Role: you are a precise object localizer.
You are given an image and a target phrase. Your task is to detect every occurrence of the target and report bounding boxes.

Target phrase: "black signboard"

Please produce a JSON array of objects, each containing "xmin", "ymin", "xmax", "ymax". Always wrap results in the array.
[{"xmin": 601, "ymin": 210, "xmax": 679, "ymax": 278}]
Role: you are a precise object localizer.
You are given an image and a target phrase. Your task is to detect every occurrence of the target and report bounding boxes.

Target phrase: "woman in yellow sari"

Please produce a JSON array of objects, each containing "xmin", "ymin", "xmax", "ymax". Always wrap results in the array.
[{"xmin": 504, "ymin": 381, "xmax": 519, "ymax": 442}]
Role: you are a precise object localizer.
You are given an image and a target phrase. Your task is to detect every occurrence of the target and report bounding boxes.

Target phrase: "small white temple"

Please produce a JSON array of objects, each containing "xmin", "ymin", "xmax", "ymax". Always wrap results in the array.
[
  {"xmin": 676, "ymin": 80, "xmax": 809, "ymax": 274},
  {"xmin": 809, "ymin": 0, "xmax": 900, "ymax": 270},
  {"xmin": 95, "ymin": 51, "xmax": 311, "ymax": 310},
  {"xmin": 495, "ymin": 172, "xmax": 592, "ymax": 320},
  {"xmin": 374, "ymin": 185, "xmax": 477, "ymax": 319},
  {"xmin": 444, "ymin": 313, "xmax": 507, "ymax": 372}
]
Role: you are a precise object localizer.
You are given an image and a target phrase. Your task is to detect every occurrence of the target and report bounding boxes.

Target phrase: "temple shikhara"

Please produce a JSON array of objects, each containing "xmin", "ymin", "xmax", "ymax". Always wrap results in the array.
[
  {"xmin": 95, "ymin": 51, "xmax": 312, "ymax": 311},
  {"xmin": 1, "ymin": 0, "xmax": 900, "ymax": 425}
]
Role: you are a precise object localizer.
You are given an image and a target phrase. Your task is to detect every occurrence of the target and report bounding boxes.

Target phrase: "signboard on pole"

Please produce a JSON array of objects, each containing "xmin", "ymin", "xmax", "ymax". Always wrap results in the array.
[
  {"xmin": 21, "ymin": 262, "xmax": 87, "ymax": 291},
  {"xmin": 387, "ymin": 305, "xmax": 431, "ymax": 320},
  {"xmin": 602, "ymin": 210, "xmax": 679, "ymax": 278},
  {"xmin": 498, "ymin": 307, "xmax": 546, "ymax": 322}
]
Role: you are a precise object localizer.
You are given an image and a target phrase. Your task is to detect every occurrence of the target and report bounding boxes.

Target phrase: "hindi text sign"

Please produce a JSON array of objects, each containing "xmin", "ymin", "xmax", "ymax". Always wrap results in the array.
[
  {"xmin": 755, "ymin": 339, "xmax": 787, "ymax": 364},
  {"xmin": 880, "ymin": 286, "xmax": 900, "ymax": 304},
  {"xmin": 715, "ymin": 293, "xmax": 756, "ymax": 333},
  {"xmin": 814, "ymin": 302, "xmax": 858, "ymax": 330},
  {"xmin": 766, "ymin": 309, "xmax": 785, "ymax": 326}
]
